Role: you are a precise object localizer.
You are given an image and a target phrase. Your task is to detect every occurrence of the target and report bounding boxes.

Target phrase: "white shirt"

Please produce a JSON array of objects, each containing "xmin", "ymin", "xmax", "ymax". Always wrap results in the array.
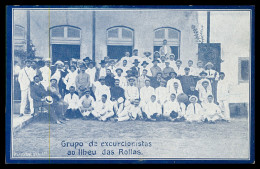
[
  {"xmin": 64, "ymin": 93, "xmax": 80, "ymax": 109},
  {"xmin": 40, "ymin": 66, "xmax": 51, "ymax": 82},
  {"xmin": 196, "ymin": 78, "xmax": 212, "ymax": 92},
  {"xmin": 155, "ymin": 86, "xmax": 169, "ymax": 104},
  {"xmin": 167, "ymin": 78, "xmax": 183, "ymax": 93},
  {"xmin": 63, "ymin": 71, "xmax": 78, "ymax": 90},
  {"xmin": 140, "ymin": 65, "xmax": 152, "ymax": 77},
  {"xmin": 158, "ymin": 62, "xmax": 166, "ymax": 70},
  {"xmin": 186, "ymin": 103, "xmax": 203, "ymax": 116},
  {"xmin": 125, "ymin": 85, "xmax": 139, "ymax": 101},
  {"xmin": 114, "ymin": 75, "xmax": 127, "ymax": 89},
  {"xmin": 18, "ymin": 67, "xmax": 34, "ymax": 90},
  {"xmin": 199, "ymin": 86, "xmax": 212, "ymax": 102},
  {"xmin": 93, "ymin": 81, "xmax": 111, "ymax": 101},
  {"xmin": 140, "ymin": 86, "xmax": 155, "ymax": 104},
  {"xmin": 217, "ymin": 79, "xmax": 229, "ymax": 101},
  {"xmin": 14, "ymin": 65, "xmax": 21, "ymax": 76},
  {"xmin": 94, "ymin": 100, "xmax": 113, "ymax": 115},
  {"xmin": 174, "ymin": 66, "xmax": 185, "ymax": 76},
  {"xmin": 169, "ymin": 87, "xmax": 183, "ymax": 98},
  {"xmin": 144, "ymin": 101, "xmax": 162, "ymax": 117},
  {"xmin": 202, "ymin": 102, "xmax": 221, "ymax": 117},
  {"xmin": 188, "ymin": 66, "xmax": 196, "ymax": 76},
  {"xmin": 163, "ymin": 100, "xmax": 186, "ymax": 117},
  {"xmin": 195, "ymin": 67, "xmax": 205, "ymax": 76},
  {"xmin": 127, "ymin": 105, "xmax": 142, "ymax": 120},
  {"xmin": 99, "ymin": 67, "xmax": 107, "ymax": 77},
  {"xmin": 205, "ymin": 69, "xmax": 219, "ymax": 79},
  {"xmin": 86, "ymin": 67, "xmax": 97, "ymax": 86}
]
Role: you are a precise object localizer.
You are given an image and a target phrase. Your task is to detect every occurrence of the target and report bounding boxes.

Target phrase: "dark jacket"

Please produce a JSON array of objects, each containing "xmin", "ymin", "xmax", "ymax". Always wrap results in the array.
[
  {"xmin": 130, "ymin": 66, "xmax": 140, "ymax": 77},
  {"xmin": 110, "ymin": 86, "xmax": 125, "ymax": 101},
  {"xmin": 30, "ymin": 82, "xmax": 47, "ymax": 109}
]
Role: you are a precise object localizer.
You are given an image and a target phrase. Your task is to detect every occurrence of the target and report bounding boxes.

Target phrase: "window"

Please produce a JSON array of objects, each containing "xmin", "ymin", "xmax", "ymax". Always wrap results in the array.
[
  {"xmin": 154, "ymin": 27, "xmax": 181, "ymax": 59},
  {"xmin": 51, "ymin": 27, "xmax": 64, "ymax": 37},
  {"xmin": 107, "ymin": 26, "xmax": 134, "ymax": 59},
  {"xmin": 68, "ymin": 27, "xmax": 80, "ymax": 38},
  {"xmin": 238, "ymin": 57, "xmax": 249, "ymax": 83},
  {"xmin": 50, "ymin": 25, "xmax": 81, "ymax": 41}
]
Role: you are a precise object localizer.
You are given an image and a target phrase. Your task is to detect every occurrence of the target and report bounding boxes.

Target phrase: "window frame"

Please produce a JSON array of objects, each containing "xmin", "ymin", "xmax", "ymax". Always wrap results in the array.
[
  {"xmin": 50, "ymin": 25, "xmax": 81, "ymax": 45},
  {"xmin": 14, "ymin": 25, "xmax": 25, "ymax": 40},
  {"xmin": 238, "ymin": 57, "xmax": 250, "ymax": 84},
  {"xmin": 153, "ymin": 27, "xmax": 181, "ymax": 46},
  {"xmin": 106, "ymin": 26, "xmax": 134, "ymax": 46}
]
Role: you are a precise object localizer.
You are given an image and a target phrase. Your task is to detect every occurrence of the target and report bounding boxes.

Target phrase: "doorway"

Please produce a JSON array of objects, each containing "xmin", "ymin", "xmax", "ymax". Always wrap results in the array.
[{"xmin": 52, "ymin": 44, "xmax": 80, "ymax": 63}]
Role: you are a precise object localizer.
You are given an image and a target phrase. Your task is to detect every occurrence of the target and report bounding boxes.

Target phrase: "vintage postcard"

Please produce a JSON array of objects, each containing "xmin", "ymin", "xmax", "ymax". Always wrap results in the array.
[{"xmin": 6, "ymin": 6, "xmax": 255, "ymax": 164}]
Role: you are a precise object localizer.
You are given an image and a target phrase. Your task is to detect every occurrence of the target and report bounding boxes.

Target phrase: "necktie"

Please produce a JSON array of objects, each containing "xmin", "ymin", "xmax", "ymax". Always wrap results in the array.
[
  {"xmin": 193, "ymin": 104, "xmax": 196, "ymax": 114},
  {"xmin": 71, "ymin": 94, "xmax": 73, "ymax": 99}
]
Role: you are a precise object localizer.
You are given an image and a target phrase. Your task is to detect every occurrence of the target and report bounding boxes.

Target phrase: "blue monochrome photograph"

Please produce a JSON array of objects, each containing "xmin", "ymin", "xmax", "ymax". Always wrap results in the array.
[{"xmin": 6, "ymin": 6, "xmax": 254, "ymax": 164}]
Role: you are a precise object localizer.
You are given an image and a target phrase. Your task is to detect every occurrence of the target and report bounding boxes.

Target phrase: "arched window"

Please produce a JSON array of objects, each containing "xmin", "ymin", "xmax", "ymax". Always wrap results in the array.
[
  {"xmin": 154, "ymin": 27, "xmax": 181, "ymax": 59},
  {"xmin": 107, "ymin": 26, "xmax": 134, "ymax": 59},
  {"xmin": 14, "ymin": 25, "xmax": 26, "ymax": 50},
  {"xmin": 50, "ymin": 25, "xmax": 81, "ymax": 63}
]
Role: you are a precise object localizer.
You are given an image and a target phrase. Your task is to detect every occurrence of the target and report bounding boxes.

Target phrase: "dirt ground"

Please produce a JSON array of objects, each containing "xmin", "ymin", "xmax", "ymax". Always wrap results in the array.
[{"xmin": 12, "ymin": 117, "xmax": 249, "ymax": 159}]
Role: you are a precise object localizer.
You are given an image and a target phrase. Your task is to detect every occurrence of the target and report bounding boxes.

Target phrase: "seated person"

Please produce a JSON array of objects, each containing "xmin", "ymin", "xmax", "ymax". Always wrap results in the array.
[
  {"xmin": 143, "ymin": 95, "xmax": 163, "ymax": 121},
  {"xmin": 185, "ymin": 95, "xmax": 204, "ymax": 122},
  {"xmin": 93, "ymin": 76, "xmax": 110, "ymax": 102},
  {"xmin": 163, "ymin": 93, "xmax": 180, "ymax": 121},
  {"xmin": 155, "ymin": 80, "xmax": 168, "ymax": 105},
  {"xmin": 92, "ymin": 94, "xmax": 114, "ymax": 121},
  {"xmin": 110, "ymin": 79, "xmax": 125, "ymax": 115},
  {"xmin": 195, "ymin": 71, "xmax": 212, "ymax": 92},
  {"xmin": 162, "ymin": 61, "xmax": 174, "ymax": 81},
  {"xmin": 199, "ymin": 80, "xmax": 213, "ymax": 104},
  {"xmin": 63, "ymin": 86, "xmax": 81, "ymax": 119},
  {"xmin": 116, "ymin": 99, "xmax": 143, "ymax": 122},
  {"xmin": 125, "ymin": 77, "xmax": 139, "ymax": 106},
  {"xmin": 169, "ymin": 82, "xmax": 183, "ymax": 98},
  {"xmin": 186, "ymin": 85, "xmax": 199, "ymax": 102},
  {"xmin": 139, "ymin": 79, "xmax": 155, "ymax": 110},
  {"xmin": 30, "ymin": 75, "xmax": 63, "ymax": 124},
  {"xmin": 150, "ymin": 72, "xmax": 165, "ymax": 89},
  {"xmin": 202, "ymin": 95, "xmax": 224, "ymax": 123},
  {"xmin": 79, "ymin": 89, "xmax": 95, "ymax": 120}
]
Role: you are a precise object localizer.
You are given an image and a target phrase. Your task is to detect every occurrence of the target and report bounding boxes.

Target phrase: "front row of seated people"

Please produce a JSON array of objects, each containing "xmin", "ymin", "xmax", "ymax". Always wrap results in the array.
[{"xmin": 31, "ymin": 74, "xmax": 225, "ymax": 124}]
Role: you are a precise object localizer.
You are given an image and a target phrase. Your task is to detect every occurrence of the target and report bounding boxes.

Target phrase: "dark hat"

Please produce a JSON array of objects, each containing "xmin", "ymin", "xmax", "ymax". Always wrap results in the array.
[
  {"xmin": 169, "ymin": 71, "xmax": 177, "ymax": 76},
  {"xmin": 115, "ymin": 68, "xmax": 123, "ymax": 72},
  {"xmin": 126, "ymin": 70, "xmax": 132, "ymax": 74},
  {"xmin": 141, "ymin": 61, "xmax": 149, "ymax": 66},
  {"xmin": 176, "ymin": 59, "xmax": 182, "ymax": 63},
  {"xmin": 133, "ymin": 59, "xmax": 140, "ymax": 64},
  {"xmin": 88, "ymin": 61, "xmax": 95, "ymax": 65},
  {"xmin": 199, "ymin": 71, "xmax": 208, "ymax": 76},
  {"xmin": 25, "ymin": 59, "xmax": 32, "ymax": 63},
  {"xmin": 128, "ymin": 76, "xmax": 136, "ymax": 81},
  {"xmin": 143, "ymin": 51, "xmax": 152, "ymax": 56},
  {"xmin": 83, "ymin": 57, "xmax": 91, "ymax": 62},
  {"xmin": 152, "ymin": 59, "xmax": 160, "ymax": 63},
  {"xmin": 64, "ymin": 61, "xmax": 69, "ymax": 65},
  {"xmin": 79, "ymin": 63, "xmax": 86, "ymax": 68},
  {"xmin": 132, "ymin": 49, "xmax": 138, "ymax": 52},
  {"xmin": 99, "ymin": 60, "xmax": 106, "ymax": 64},
  {"xmin": 184, "ymin": 67, "xmax": 190, "ymax": 71}
]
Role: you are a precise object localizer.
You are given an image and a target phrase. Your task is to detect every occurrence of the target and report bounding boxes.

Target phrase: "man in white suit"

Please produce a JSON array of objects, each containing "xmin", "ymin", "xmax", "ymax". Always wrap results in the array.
[
  {"xmin": 159, "ymin": 39, "xmax": 172, "ymax": 59},
  {"xmin": 40, "ymin": 58, "xmax": 52, "ymax": 90},
  {"xmin": 18, "ymin": 59, "xmax": 35, "ymax": 116}
]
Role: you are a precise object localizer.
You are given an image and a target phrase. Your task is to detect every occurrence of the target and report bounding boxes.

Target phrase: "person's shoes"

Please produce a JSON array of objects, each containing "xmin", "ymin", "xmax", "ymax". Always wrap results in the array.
[
  {"xmin": 56, "ymin": 121, "xmax": 62, "ymax": 124},
  {"xmin": 19, "ymin": 114, "xmax": 24, "ymax": 117}
]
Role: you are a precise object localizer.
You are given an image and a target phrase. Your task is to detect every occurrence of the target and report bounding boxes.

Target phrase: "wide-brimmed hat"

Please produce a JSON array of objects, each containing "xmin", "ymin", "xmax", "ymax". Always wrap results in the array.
[
  {"xmin": 83, "ymin": 57, "xmax": 91, "ymax": 62},
  {"xmin": 199, "ymin": 71, "xmax": 208, "ymax": 76},
  {"xmin": 132, "ymin": 59, "xmax": 140, "ymax": 64},
  {"xmin": 175, "ymin": 59, "xmax": 182, "ymax": 63},
  {"xmin": 205, "ymin": 62, "xmax": 214, "ymax": 67},
  {"xmin": 71, "ymin": 58, "xmax": 78, "ymax": 62},
  {"xmin": 141, "ymin": 61, "xmax": 149, "ymax": 66},
  {"xmin": 99, "ymin": 60, "xmax": 106, "ymax": 64},
  {"xmin": 117, "ymin": 97, "xmax": 124, "ymax": 104},
  {"xmin": 24, "ymin": 59, "xmax": 32, "ymax": 63},
  {"xmin": 152, "ymin": 59, "xmax": 160, "ymax": 63},
  {"xmin": 45, "ymin": 96, "xmax": 53, "ymax": 104},
  {"xmin": 189, "ymin": 95, "xmax": 198, "ymax": 102},
  {"xmin": 169, "ymin": 71, "xmax": 177, "ymax": 76},
  {"xmin": 128, "ymin": 76, "xmax": 136, "ymax": 81},
  {"xmin": 143, "ymin": 51, "xmax": 151, "ymax": 56},
  {"xmin": 115, "ymin": 68, "xmax": 123, "ymax": 72},
  {"xmin": 184, "ymin": 67, "xmax": 190, "ymax": 71},
  {"xmin": 55, "ymin": 60, "xmax": 64, "ymax": 66}
]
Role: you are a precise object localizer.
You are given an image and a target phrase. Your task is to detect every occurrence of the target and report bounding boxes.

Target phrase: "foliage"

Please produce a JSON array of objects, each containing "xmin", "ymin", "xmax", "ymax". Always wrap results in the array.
[{"xmin": 191, "ymin": 25, "xmax": 204, "ymax": 43}]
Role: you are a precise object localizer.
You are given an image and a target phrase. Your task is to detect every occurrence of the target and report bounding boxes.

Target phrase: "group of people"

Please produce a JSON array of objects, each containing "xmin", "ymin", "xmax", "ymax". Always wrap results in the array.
[{"xmin": 16, "ymin": 41, "xmax": 230, "ymax": 124}]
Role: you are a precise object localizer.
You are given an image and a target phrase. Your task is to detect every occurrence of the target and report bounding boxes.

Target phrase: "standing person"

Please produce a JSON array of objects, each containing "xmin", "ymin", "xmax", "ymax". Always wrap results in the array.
[
  {"xmin": 168, "ymin": 54, "xmax": 176, "ymax": 68},
  {"xmin": 196, "ymin": 71, "xmax": 212, "ymax": 93},
  {"xmin": 143, "ymin": 95, "xmax": 163, "ymax": 121},
  {"xmin": 131, "ymin": 49, "xmax": 139, "ymax": 61},
  {"xmin": 155, "ymin": 80, "xmax": 168, "ymax": 105},
  {"xmin": 85, "ymin": 61, "xmax": 97, "ymax": 86},
  {"xmin": 63, "ymin": 86, "xmax": 81, "ymax": 119},
  {"xmin": 158, "ymin": 55, "xmax": 167, "ymax": 70},
  {"xmin": 125, "ymin": 77, "xmax": 139, "ymax": 105},
  {"xmin": 199, "ymin": 81, "xmax": 212, "ymax": 104},
  {"xmin": 185, "ymin": 95, "xmax": 204, "ymax": 122},
  {"xmin": 137, "ymin": 69, "xmax": 150, "ymax": 89},
  {"xmin": 18, "ymin": 59, "xmax": 35, "ymax": 116},
  {"xmin": 202, "ymin": 95, "xmax": 224, "ymax": 123},
  {"xmin": 217, "ymin": 72, "xmax": 230, "ymax": 122},
  {"xmin": 107, "ymin": 60, "xmax": 117, "ymax": 75},
  {"xmin": 194, "ymin": 60, "xmax": 205, "ymax": 83},
  {"xmin": 179, "ymin": 67, "xmax": 195, "ymax": 94},
  {"xmin": 163, "ymin": 61, "xmax": 174, "ymax": 81},
  {"xmin": 75, "ymin": 64, "xmax": 90, "ymax": 98},
  {"xmin": 52, "ymin": 60, "xmax": 67, "ymax": 97},
  {"xmin": 79, "ymin": 89, "xmax": 95, "ymax": 120},
  {"xmin": 31, "ymin": 60, "xmax": 43, "ymax": 81},
  {"xmin": 104, "ymin": 69, "xmax": 115, "ymax": 88},
  {"xmin": 92, "ymin": 94, "xmax": 114, "ymax": 121},
  {"xmin": 14, "ymin": 61, "xmax": 21, "ymax": 100},
  {"xmin": 150, "ymin": 59, "xmax": 162, "ymax": 77},
  {"xmin": 166, "ymin": 71, "xmax": 183, "ymax": 93},
  {"xmin": 159, "ymin": 39, "xmax": 172, "ymax": 59},
  {"xmin": 116, "ymin": 52, "xmax": 131, "ymax": 67},
  {"xmin": 153, "ymin": 51, "xmax": 161, "ymax": 60},
  {"xmin": 174, "ymin": 59, "xmax": 185, "ymax": 77},
  {"xmin": 63, "ymin": 65, "xmax": 77, "ymax": 93},
  {"xmin": 130, "ymin": 59, "xmax": 141, "ymax": 78},
  {"xmin": 205, "ymin": 62, "xmax": 219, "ymax": 102},
  {"xmin": 92, "ymin": 76, "xmax": 111, "ymax": 102},
  {"xmin": 187, "ymin": 60, "xmax": 196, "ymax": 76},
  {"xmin": 98, "ymin": 60, "xmax": 107, "ymax": 78},
  {"xmin": 139, "ymin": 79, "xmax": 155, "ymax": 110},
  {"xmin": 121, "ymin": 60, "xmax": 129, "ymax": 77},
  {"xmin": 140, "ymin": 61, "xmax": 152, "ymax": 77},
  {"xmin": 63, "ymin": 61, "xmax": 71, "ymax": 74},
  {"xmin": 114, "ymin": 68, "xmax": 127, "ymax": 89},
  {"xmin": 40, "ymin": 58, "xmax": 52, "ymax": 90}
]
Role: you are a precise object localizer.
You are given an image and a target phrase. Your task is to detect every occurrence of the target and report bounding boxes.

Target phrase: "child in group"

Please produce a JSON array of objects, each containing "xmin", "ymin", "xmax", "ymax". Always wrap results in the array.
[
  {"xmin": 185, "ymin": 95, "xmax": 204, "ymax": 122},
  {"xmin": 202, "ymin": 95, "xmax": 224, "ymax": 123},
  {"xmin": 63, "ymin": 86, "xmax": 81, "ymax": 119},
  {"xmin": 92, "ymin": 94, "xmax": 114, "ymax": 121},
  {"xmin": 78, "ymin": 89, "xmax": 95, "ymax": 120},
  {"xmin": 143, "ymin": 95, "xmax": 163, "ymax": 121}
]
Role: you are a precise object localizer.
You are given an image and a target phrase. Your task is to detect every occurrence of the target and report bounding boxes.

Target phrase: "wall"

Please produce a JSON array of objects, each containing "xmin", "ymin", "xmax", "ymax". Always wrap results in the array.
[{"xmin": 198, "ymin": 11, "xmax": 251, "ymax": 103}]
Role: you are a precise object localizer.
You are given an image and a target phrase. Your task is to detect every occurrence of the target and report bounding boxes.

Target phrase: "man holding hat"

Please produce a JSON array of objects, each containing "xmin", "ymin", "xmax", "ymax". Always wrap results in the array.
[
  {"xmin": 185, "ymin": 95, "xmax": 204, "ymax": 122},
  {"xmin": 130, "ymin": 59, "xmax": 141, "ymax": 78},
  {"xmin": 150, "ymin": 59, "xmax": 162, "ymax": 77},
  {"xmin": 114, "ymin": 68, "xmax": 127, "ymax": 89},
  {"xmin": 18, "ymin": 59, "xmax": 35, "ymax": 116},
  {"xmin": 40, "ymin": 58, "xmax": 52, "ymax": 90}
]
